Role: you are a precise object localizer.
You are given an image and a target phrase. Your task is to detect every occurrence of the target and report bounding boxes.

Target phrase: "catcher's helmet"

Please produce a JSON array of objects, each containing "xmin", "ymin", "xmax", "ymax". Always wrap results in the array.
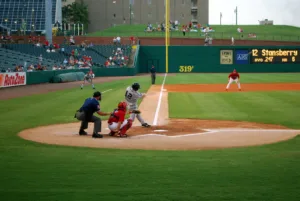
[
  {"xmin": 118, "ymin": 101, "xmax": 127, "ymax": 111},
  {"xmin": 132, "ymin": 83, "xmax": 140, "ymax": 91}
]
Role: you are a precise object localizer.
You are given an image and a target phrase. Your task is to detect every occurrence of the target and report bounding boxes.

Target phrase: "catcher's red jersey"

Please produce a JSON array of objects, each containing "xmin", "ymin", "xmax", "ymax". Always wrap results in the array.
[
  {"xmin": 228, "ymin": 72, "xmax": 240, "ymax": 80},
  {"xmin": 108, "ymin": 109, "xmax": 126, "ymax": 124}
]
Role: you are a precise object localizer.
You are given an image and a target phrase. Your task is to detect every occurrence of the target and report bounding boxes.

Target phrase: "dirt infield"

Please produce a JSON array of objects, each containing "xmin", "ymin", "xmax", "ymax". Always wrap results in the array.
[
  {"xmin": 163, "ymin": 83, "xmax": 300, "ymax": 92},
  {"xmin": 18, "ymin": 82, "xmax": 300, "ymax": 150}
]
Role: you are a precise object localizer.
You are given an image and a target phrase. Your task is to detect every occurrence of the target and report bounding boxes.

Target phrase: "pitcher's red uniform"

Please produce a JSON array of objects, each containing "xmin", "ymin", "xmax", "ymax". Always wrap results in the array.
[
  {"xmin": 226, "ymin": 69, "xmax": 241, "ymax": 91},
  {"xmin": 108, "ymin": 102, "xmax": 132, "ymax": 137}
]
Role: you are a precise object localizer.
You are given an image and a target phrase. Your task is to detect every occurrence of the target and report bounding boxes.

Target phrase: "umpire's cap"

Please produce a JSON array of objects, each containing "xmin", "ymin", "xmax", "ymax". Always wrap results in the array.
[{"xmin": 93, "ymin": 91, "xmax": 101, "ymax": 98}]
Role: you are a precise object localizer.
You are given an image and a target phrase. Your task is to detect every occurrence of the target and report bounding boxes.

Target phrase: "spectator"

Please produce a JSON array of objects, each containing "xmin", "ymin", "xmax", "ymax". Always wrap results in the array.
[
  {"xmin": 182, "ymin": 26, "xmax": 186, "ymax": 36},
  {"xmin": 204, "ymin": 37, "xmax": 209, "ymax": 46},
  {"xmin": 113, "ymin": 37, "xmax": 117, "ymax": 45},
  {"xmin": 81, "ymin": 41, "xmax": 87, "ymax": 51},
  {"xmin": 231, "ymin": 36, "xmax": 235, "ymax": 46},
  {"xmin": 116, "ymin": 36, "xmax": 121, "ymax": 44},
  {"xmin": 28, "ymin": 35, "xmax": 32, "ymax": 43},
  {"xmin": 74, "ymin": 49, "xmax": 79, "ymax": 59},
  {"xmin": 60, "ymin": 46, "xmax": 65, "ymax": 55},
  {"xmin": 39, "ymin": 54, "xmax": 43, "ymax": 65},
  {"xmin": 63, "ymin": 58, "xmax": 68, "ymax": 66},
  {"xmin": 130, "ymin": 36, "xmax": 135, "ymax": 45},
  {"xmin": 53, "ymin": 43, "xmax": 60, "ymax": 49},
  {"xmin": 70, "ymin": 36, "xmax": 75, "ymax": 45},
  {"xmin": 44, "ymin": 40, "xmax": 49, "ymax": 48}
]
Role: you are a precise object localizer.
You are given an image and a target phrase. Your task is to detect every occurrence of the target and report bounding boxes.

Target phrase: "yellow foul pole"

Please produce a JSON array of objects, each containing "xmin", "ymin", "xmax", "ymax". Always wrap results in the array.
[{"xmin": 165, "ymin": 0, "xmax": 170, "ymax": 73}]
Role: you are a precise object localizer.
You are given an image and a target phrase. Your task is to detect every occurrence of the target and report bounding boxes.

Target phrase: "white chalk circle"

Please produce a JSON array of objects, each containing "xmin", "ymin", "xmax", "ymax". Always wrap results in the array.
[{"xmin": 154, "ymin": 130, "xmax": 168, "ymax": 132}]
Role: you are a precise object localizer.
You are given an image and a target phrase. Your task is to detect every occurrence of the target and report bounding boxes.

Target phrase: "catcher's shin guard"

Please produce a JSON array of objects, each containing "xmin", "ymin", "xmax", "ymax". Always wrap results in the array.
[{"xmin": 119, "ymin": 119, "xmax": 133, "ymax": 136}]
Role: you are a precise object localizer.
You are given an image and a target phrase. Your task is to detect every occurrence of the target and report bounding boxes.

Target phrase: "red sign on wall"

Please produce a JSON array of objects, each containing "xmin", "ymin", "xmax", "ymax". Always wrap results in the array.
[{"xmin": 0, "ymin": 72, "xmax": 26, "ymax": 88}]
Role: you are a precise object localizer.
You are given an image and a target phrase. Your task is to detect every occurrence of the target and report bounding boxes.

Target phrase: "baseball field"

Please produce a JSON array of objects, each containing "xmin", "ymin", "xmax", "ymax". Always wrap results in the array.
[{"xmin": 1, "ymin": 73, "xmax": 300, "ymax": 200}]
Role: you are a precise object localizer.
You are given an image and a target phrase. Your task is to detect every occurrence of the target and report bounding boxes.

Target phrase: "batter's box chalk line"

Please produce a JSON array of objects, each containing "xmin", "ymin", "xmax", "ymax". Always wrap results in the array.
[{"xmin": 129, "ymin": 129, "xmax": 217, "ymax": 139}]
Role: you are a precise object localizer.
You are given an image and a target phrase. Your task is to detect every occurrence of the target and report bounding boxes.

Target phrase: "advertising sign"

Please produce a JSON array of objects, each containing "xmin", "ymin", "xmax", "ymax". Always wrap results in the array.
[{"xmin": 0, "ymin": 72, "xmax": 26, "ymax": 88}]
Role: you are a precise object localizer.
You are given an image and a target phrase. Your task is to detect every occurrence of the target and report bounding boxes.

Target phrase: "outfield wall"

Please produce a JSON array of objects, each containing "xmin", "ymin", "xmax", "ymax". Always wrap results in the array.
[
  {"xmin": 138, "ymin": 46, "xmax": 300, "ymax": 73},
  {"xmin": 2, "ymin": 45, "xmax": 300, "ymax": 87}
]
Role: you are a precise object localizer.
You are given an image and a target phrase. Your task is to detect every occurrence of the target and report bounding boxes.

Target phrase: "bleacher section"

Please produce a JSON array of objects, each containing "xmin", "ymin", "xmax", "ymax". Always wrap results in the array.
[
  {"xmin": 1, "ymin": 44, "xmax": 133, "ymax": 71},
  {"xmin": 0, "ymin": 48, "xmax": 60, "ymax": 71},
  {"xmin": 62, "ymin": 45, "xmax": 107, "ymax": 66},
  {"xmin": 90, "ymin": 45, "xmax": 132, "ymax": 59},
  {"xmin": 6, "ymin": 44, "xmax": 65, "ymax": 61},
  {"xmin": 0, "ymin": 0, "xmax": 57, "ymax": 32}
]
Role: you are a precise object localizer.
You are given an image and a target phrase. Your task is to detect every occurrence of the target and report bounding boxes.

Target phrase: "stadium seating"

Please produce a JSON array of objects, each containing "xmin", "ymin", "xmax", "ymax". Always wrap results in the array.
[
  {"xmin": 5, "ymin": 44, "xmax": 65, "ymax": 61},
  {"xmin": 1, "ymin": 44, "xmax": 133, "ymax": 71},
  {"xmin": 0, "ymin": 0, "xmax": 57, "ymax": 32},
  {"xmin": 90, "ymin": 45, "xmax": 132, "ymax": 58},
  {"xmin": 0, "ymin": 47, "xmax": 60, "ymax": 71}
]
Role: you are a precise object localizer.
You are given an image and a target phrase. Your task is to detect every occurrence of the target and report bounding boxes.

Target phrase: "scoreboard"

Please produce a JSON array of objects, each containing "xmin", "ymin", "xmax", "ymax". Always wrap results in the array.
[{"xmin": 251, "ymin": 49, "xmax": 300, "ymax": 64}]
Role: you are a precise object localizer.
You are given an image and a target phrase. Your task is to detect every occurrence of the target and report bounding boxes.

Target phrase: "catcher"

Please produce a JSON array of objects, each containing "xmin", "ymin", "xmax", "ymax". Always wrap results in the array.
[
  {"xmin": 107, "ymin": 101, "xmax": 141, "ymax": 138},
  {"xmin": 81, "ymin": 69, "xmax": 95, "ymax": 89}
]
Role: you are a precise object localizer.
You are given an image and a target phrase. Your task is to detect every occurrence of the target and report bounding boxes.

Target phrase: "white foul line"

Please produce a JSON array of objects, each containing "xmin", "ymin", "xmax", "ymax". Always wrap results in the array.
[
  {"xmin": 153, "ymin": 73, "xmax": 168, "ymax": 126},
  {"xmin": 129, "ymin": 129, "xmax": 300, "ymax": 139},
  {"xmin": 102, "ymin": 89, "xmax": 112, "ymax": 93}
]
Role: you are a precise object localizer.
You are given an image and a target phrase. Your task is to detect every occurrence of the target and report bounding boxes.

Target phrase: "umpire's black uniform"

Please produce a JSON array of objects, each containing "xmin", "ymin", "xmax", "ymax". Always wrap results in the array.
[{"xmin": 150, "ymin": 65, "xmax": 156, "ymax": 85}]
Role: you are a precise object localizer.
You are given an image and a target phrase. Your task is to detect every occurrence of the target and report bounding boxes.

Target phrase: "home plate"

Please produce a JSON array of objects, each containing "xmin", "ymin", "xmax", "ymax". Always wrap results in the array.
[{"xmin": 154, "ymin": 130, "xmax": 168, "ymax": 132}]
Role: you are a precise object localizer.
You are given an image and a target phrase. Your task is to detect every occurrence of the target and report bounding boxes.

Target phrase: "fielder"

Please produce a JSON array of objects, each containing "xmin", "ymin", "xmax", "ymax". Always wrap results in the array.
[
  {"xmin": 107, "ymin": 101, "xmax": 136, "ymax": 138},
  {"xmin": 81, "ymin": 69, "xmax": 95, "ymax": 89},
  {"xmin": 124, "ymin": 83, "xmax": 151, "ymax": 127},
  {"xmin": 226, "ymin": 69, "xmax": 241, "ymax": 91}
]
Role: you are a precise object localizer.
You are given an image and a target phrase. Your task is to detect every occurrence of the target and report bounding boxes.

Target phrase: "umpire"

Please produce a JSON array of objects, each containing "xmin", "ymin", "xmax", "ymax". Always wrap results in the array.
[
  {"xmin": 150, "ymin": 65, "xmax": 156, "ymax": 85},
  {"xmin": 75, "ymin": 91, "xmax": 111, "ymax": 138}
]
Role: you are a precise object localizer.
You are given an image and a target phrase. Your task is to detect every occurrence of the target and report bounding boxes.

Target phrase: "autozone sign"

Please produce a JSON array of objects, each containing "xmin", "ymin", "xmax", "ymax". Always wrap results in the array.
[{"xmin": 0, "ymin": 72, "xmax": 26, "ymax": 88}]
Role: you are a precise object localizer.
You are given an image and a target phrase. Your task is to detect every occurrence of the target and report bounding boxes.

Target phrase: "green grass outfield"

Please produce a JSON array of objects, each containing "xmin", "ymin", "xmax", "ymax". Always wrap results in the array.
[
  {"xmin": 165, "ymin": 73, "xmax": 300, "ymax": 84},
  {"xmin": 87, "ymin": 24, "xmax": 300, "ymax": 41},
  {"xmin": 0, "ymin": 73, "xmax": 300, "ymax": 201}
]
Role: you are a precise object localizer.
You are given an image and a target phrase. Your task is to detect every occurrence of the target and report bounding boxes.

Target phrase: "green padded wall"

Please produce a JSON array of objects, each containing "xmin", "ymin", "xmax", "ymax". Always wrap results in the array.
[{"xmin": 138, "ymin": 46, "xmax": 300, "ymax": 73}]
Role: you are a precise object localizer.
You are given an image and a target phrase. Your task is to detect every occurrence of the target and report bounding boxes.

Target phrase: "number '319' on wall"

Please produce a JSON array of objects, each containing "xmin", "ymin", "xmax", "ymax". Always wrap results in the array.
[{"xmin": 179, "ymin": 66, "xmax": 194, "ymax": 73}]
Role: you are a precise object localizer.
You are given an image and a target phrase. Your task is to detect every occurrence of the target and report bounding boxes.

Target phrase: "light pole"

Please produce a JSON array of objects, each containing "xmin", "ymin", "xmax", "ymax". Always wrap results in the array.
[
  {"xmin": 234, "ymin": 6, "xmax": 238, "ymax": 25},
  {"xmin": 220, "ymin": 12, "xmax": 222, "ymax": 25}
]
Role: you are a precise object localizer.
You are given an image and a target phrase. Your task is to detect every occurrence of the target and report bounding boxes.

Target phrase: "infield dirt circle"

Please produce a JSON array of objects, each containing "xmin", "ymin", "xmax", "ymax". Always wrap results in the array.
[{"xmin": 18, "ymin": 80, "xmax": 300, "ymax": 150}]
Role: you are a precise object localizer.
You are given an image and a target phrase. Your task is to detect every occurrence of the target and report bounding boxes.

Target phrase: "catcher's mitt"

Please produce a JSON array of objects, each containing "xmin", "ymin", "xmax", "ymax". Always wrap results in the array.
[{"xmin": 130, "ymin": 109, "xmax": 141, "ymax": 114}]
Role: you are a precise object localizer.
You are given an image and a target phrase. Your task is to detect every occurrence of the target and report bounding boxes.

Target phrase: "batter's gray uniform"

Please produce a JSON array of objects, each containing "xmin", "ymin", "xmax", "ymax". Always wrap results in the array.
[{"xmin": 124, "ymin": 86, "xmax": 146, "ymax": 124}]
